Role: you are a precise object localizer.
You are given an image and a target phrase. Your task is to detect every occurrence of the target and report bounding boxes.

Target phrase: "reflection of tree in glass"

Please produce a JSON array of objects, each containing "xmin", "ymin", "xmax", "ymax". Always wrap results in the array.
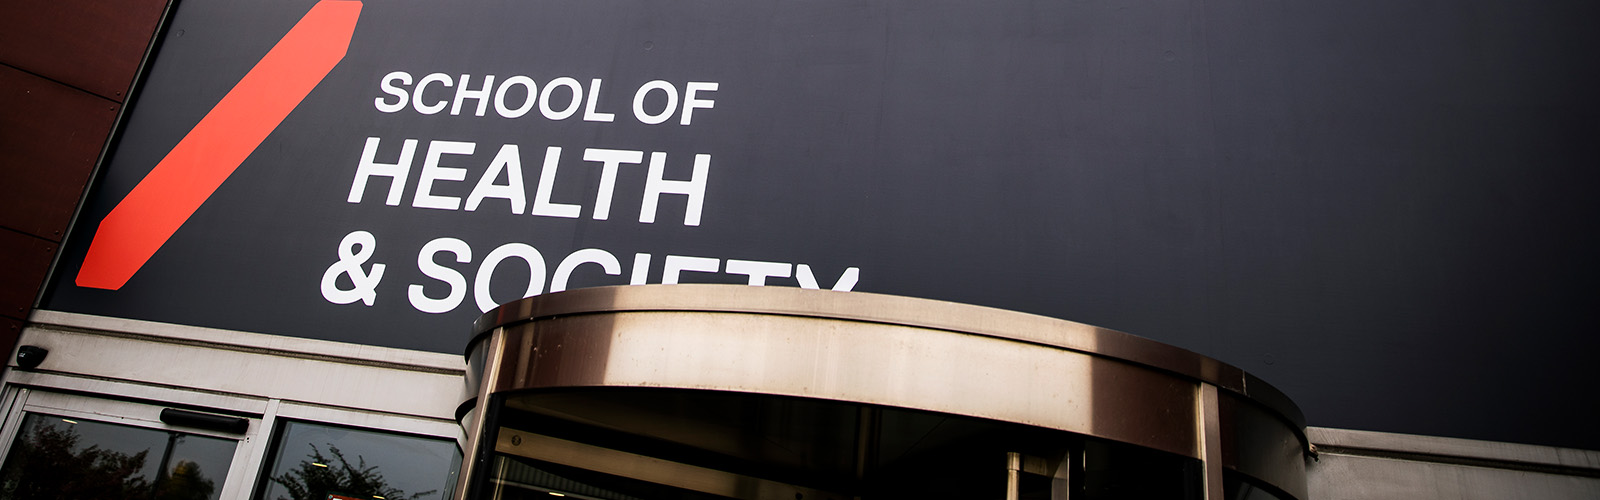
[
  {"xmin": 0, "ymin": 421, "xmax": 216, "ymax": 500},
  {"xmin": 270, "ymin": 444, "xmax": 434, "ymax": 500},
  {"xmin": 156, "ymin": 460, "xmax": 218, "ymax": 500}
]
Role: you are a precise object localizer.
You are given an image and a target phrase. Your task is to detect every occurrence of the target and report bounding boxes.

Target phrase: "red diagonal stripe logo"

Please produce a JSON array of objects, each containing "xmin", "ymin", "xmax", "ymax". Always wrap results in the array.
[{"xmin": 77, "ymin": 0, "xmax": 363, "ymax": 290}]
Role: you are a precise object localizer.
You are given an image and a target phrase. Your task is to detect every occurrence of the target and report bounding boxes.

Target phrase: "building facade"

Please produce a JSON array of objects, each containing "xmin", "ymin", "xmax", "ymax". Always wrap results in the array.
[{"xmin": 2, "ymin": 0, "xmax": 1598, "ymax": 499}]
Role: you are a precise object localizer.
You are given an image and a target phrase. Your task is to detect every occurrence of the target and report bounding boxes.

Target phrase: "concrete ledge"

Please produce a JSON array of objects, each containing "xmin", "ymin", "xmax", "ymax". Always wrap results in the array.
[
  {"xmin": 26, "ymin": 310, "xmax": 464, "ymax": 373},
  {"xmin": 12, "ymin": 311, "xmax": 467, "ymax": 421},
  {"xmin": 1308, "ymin": 427, "xmax": 1600, "ymax": 473}
]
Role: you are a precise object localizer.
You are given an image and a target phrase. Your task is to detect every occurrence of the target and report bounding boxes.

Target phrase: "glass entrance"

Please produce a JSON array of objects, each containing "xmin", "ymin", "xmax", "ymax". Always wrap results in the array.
[
  {"xmin": 0, "ymin": 386, "xmax": 464, "ymax": 500},
  {"xmin": 0, "ymin": 412, "xmax": 237, "ymax": 499},
  {"xmin": 0, "ymin": 390, "xmax": 255, "ymax": 500},
  {"xmin": 253, "ymin": 420, "xmax": 459, "ymax": 500},
  {"xmin": 468, "ymin": 388, "xmax": 1202, "ymax": 500}
]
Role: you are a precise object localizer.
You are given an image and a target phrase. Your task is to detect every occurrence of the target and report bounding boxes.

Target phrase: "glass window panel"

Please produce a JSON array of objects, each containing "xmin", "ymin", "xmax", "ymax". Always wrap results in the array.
[
  {"xmin": 0, "ymin": 412, "xmax": 236, "ymax": 500},
  {"xmin": 485, "ymin": 389, "xmax": 1206, "ymax": 500},
  {"xmin": 255, "ymin": 421, "xmax": 457, "ymax": 500}
]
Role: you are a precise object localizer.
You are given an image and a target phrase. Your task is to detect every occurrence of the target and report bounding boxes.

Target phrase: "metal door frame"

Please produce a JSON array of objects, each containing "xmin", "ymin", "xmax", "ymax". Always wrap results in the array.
[{"xmin": 0, "ymin": 386, "xmax": 264, "ymax": 500}]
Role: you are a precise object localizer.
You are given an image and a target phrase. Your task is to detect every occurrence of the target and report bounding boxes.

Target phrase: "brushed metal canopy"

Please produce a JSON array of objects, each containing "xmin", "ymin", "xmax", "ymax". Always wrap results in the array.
[{"xmin": 461, "ymin": 285, "xmax": 1308, "ymax": 499}]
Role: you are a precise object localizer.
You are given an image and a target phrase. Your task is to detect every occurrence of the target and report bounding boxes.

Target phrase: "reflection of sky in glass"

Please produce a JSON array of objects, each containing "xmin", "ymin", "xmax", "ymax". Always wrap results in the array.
[
  {"xmin": 258, "ymin": 420, "xmax": 457, "ymax": 500},
  {"xmin": 0, "ymin": 413, "xmax": 236, "ymax": 500}
]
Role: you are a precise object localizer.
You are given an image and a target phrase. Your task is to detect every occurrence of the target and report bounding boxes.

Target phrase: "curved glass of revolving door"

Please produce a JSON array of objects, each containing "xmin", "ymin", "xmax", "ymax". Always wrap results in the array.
[{"xmin": 477, "ymin": 389, "xmax": 1202, "ymax": 500}]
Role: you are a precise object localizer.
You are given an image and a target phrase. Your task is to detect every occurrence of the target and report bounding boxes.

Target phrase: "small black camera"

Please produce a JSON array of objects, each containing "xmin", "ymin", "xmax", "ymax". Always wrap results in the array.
[{"xmin": 15, "ymin": 346, "xmax": 47, "ymax": 369}]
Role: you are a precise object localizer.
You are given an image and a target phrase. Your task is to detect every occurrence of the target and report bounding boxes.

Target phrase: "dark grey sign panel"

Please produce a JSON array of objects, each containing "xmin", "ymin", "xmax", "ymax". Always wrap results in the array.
[{"xmin": 45, "ymin": 0, "xmax": 1600, "ymax": 449}]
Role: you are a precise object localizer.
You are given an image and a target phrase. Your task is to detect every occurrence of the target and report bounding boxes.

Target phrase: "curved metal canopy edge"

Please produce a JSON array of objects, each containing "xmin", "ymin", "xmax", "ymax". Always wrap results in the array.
[
  {"xmin": 472, "ymin": 284, "xmax": 1306, "ymax": 430},
  {"xmin": 465, "ymin": 284, "xmax": 1310, "ymax": 499}
]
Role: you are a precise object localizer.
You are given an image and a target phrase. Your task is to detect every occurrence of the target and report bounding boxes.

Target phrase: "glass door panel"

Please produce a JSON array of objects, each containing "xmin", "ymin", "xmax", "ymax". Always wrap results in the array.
[
  {"xmin": 254, "ymin": 420, "xmax": 458, "ymax": 500},
  {"xmin": 0, "ymin": 412, "xmax": 237, "ymax": 500},
  {"xmin": 471, "ymin": 389, "xmax": 1206, "ymax": 500}
]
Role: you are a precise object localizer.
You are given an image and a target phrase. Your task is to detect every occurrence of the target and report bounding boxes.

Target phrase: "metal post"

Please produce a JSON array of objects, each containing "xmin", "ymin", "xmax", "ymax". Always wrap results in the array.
[
  {"xmin": 1198, "ymin": 384, "xmax": 1225, "ymax": 500},
  {"xmin": 453, "ymin": 329, "xmax": 509, "ymax": 500},
  {"xmin": 1007, "ymin": 452, "xmax": 1022, "ymax": 500}
]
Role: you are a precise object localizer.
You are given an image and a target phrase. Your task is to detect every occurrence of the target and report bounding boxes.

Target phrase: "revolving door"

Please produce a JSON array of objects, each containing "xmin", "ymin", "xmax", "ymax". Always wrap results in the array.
[{"xmin": 453, "ymin": 286, "xmax": 1308, "ymax": 500}]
